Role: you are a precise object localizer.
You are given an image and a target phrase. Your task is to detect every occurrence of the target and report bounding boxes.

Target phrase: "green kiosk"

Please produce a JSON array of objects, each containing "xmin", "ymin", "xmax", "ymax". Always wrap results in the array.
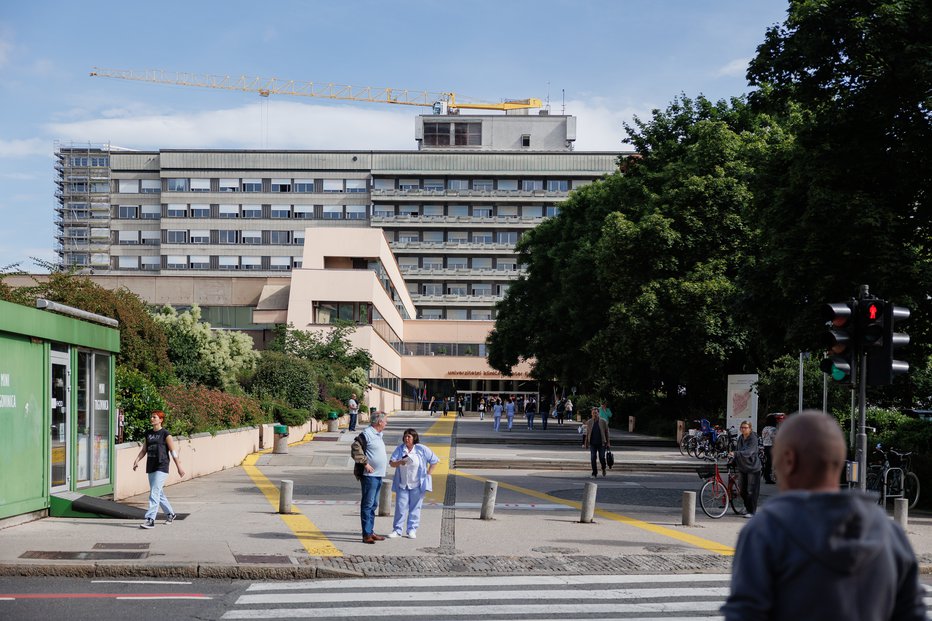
[{"xmin": 0, "ymin": 298, "xmax": 119, "ymax": 524}]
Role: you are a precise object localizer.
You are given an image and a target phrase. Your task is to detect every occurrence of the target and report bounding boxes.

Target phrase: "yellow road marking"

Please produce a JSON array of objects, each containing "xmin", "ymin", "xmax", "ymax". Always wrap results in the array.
[
  {"xmin": 421, "ymin": 417, "xmax": 454, "ymax": 503},
  {"xmin": 452, "ymin": 469, "xmax": 734, "ymax": 556},
  {"xmin": 243, "ymin": 433, "xmax": 342, "ymax": 557}
]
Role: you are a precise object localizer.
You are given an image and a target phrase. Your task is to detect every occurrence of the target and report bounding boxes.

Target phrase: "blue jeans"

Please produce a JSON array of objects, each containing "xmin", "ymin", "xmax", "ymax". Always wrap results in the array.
[
  {"xmin": 392, "ymin": 486, "xmax": 426, "ymax": 534},
  {"xmin": 146, "ymin": 470, "xmax": 174, "ymax": 520},
  {"xmin": 526, "ymin": 413, "xmax": 535, "ymax": 429},
  {"xmin": 493, "ymin": 416, "xmax": 501, "ymax": 431},
  {"xmin": 360, "ymin": 475, "xmax": 382, "ymax": 536},
  {"xmin": 348, "ymin": 412, "xmax": 358, "ymax": 431},
  {"xmin": 507, "ymin": 415, "xmax": 514, "ymax": 431}
]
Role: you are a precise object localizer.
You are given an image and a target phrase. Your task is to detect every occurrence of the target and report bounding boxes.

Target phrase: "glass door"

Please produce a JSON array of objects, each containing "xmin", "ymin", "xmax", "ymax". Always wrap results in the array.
[{"xmin": 50, "ymin": 351, "xmax": 69, "ymax": 492}]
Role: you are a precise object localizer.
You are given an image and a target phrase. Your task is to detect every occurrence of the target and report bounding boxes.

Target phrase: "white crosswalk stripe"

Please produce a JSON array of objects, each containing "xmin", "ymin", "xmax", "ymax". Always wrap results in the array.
[{"xmin": 222, "ymin": 573, "xmax": 732, "ymax": 620}]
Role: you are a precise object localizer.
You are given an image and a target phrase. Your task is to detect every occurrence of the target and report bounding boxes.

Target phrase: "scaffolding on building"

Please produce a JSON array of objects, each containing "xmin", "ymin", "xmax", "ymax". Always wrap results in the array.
[{"xmin": 54, "ymin": 142, "xmax": 113, "ymax": 270}]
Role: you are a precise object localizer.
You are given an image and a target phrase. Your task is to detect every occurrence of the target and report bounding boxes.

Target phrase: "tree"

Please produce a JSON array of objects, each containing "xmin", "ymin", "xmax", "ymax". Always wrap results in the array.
[
  {"xmin": 744, "ymin": 0, "xmax": 932, "ymax": 370},
  {"xmin": 0, "ymin": 266, "xmax": 171, "ymax": 380},
  {"xmin": 152, "ymin": 305, "xmax": 259, "ymax": 391},
  {"xmin": 490, "ymin": 95, "xmax": 783, "ymax": 414}
]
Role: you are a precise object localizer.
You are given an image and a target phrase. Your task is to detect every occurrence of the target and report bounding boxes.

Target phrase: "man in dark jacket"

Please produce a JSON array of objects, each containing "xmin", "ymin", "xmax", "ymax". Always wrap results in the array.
[{"xmin": 721, "ymin": 410, "xmax": 925, "ymax": 620}]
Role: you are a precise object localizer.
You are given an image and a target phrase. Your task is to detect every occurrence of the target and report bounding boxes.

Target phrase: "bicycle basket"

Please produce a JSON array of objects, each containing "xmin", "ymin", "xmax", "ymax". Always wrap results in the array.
[{"xmin": 697, "ymin": 466, "xmax": 715, "ymax": 480}]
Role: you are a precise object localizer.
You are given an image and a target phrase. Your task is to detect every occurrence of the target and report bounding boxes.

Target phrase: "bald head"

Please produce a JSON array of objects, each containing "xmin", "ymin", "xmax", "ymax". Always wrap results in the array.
[{"xmin": 773, "ymin": 410, "xmax": 847, "ymax": 492}]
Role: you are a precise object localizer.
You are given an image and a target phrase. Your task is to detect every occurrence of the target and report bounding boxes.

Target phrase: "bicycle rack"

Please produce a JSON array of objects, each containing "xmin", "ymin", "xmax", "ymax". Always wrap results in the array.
[{"xmin": 882, "ymin": 467, "xmax": 905, "ymax": 504}]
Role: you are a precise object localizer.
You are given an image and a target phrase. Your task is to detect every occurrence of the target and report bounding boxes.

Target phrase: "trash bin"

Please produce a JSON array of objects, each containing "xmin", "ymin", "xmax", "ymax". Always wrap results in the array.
[
  {"xmin": 328, "ymin": 411, "xmax": 340, "ymax": 432},
  {"xmin": 628, "ymin": 415, "xmax": 636, "ymax": 433},
  {"xmin": 273, "ymin": 424, "xmax": 289, "ymax": 454}
]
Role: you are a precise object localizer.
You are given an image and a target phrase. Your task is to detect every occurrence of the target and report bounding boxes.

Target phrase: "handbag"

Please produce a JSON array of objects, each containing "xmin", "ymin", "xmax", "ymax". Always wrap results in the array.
[{"xmin": 606, "ymin": 450, "xmax": 615, "ymax": 469}]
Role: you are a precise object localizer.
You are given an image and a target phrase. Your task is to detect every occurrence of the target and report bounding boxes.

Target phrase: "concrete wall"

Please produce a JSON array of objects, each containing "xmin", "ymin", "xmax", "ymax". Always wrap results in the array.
[{"xmin": 112, "ymin": 417, "xmax": 332, "ymax": 500}]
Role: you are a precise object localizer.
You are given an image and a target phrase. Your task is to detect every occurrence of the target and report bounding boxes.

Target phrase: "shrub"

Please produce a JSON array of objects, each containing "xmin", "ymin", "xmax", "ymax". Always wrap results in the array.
[
  {"xmin": 261, "ymin": 399, "xmax": 311, "ymax": 427},
  {"xmin": 116, "ymin": 365, "xmax": 167, "ymax": 442},
  {"xmin": 243, "ymin": 351, "xmax": 319, "ymax": 411},
  {"xmin": 159, "ymin": 384, "xmax": 268, "ymax": 437}
]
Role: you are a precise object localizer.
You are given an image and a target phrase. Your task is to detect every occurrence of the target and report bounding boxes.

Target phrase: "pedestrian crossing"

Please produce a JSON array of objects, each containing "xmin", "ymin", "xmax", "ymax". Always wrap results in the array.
[{"xmin": 222, "ymin": 574, "xmax": 733, "ymax": 620}]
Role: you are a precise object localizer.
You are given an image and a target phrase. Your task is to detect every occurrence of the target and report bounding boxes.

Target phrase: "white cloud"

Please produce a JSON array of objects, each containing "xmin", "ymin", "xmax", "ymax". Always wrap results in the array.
[
  {"xmin": 714, "ymin": 58, "xmax": 750, "ymax": 78},
  {"xmin": 46, "ymin": 101, "xmax": 416, "ymax": 150},
  {"xmin": 0, "ymin": 138, "xmax": 53, "ymax": 158},
  {"xmin": 564, "ymin": 98, "xmax": 647, "ymax": 152}
]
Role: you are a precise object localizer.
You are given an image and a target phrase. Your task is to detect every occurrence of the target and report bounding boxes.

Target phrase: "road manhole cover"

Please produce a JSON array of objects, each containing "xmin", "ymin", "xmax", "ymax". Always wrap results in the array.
[{"xmin": 531, "ymin": 546, "xmax": 580, "ymax": 554}]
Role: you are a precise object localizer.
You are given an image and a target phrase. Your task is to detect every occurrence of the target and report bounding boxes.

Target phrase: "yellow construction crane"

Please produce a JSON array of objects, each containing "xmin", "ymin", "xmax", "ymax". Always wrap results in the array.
[{"xmin": 89, "ymin": 67, "xmax": 543, "ymax": 114}]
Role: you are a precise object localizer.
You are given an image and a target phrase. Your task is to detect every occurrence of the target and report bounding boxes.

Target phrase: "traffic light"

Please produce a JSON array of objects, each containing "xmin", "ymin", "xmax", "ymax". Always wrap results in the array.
[
  {"xmin": 866, "ymin": 304, "xmax": 910, "ymax": 386},
  {"xmin": 820, "ymin": 301, "xmax": 857, "ymax": 383},
  {"xmin": 858, "ymin": 298, "xmax": 885, "ymax": 347}
]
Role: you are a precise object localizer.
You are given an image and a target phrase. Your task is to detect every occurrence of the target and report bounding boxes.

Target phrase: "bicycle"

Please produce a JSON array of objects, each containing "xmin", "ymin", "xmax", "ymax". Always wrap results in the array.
[
  {"xmin": 866, "ymin": 444, "xmax": 920, "ymax": 509},
  {"xmin": 697, "ymin": 458, "xmax": 746, "ymax": 518}
]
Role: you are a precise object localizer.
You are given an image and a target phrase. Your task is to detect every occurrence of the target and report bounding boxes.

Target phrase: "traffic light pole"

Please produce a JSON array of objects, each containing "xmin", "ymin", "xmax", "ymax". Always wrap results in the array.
[{"xmin": 857, "ymin": 348, "xmax": 868, "ymax": 491}]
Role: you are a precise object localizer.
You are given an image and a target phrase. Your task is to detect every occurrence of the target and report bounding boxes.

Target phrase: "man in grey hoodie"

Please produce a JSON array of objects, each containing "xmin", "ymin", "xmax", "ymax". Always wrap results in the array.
[{"xmin": 721, "ymin": 410, "xmax": 925, "ymax": 620}]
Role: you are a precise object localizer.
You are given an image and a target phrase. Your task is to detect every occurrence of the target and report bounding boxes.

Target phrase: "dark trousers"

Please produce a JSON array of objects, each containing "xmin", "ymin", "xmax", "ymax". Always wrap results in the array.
[
  {"xmin": 739, "ymin": 470, "xmax": 762, "ymax": 515},
  {"xmin": 589, "ymin": 445, "xmax": 606, "ymax": 475},
  {"xmin": 763, "ymin": 446, "xmax": 774, "ymax": 482},
  {"xmin": 348, "ymin": 412, "xmax": 357, "ymax": 431},
  {"xmin": 557, "ymin": 411, "xmax": 564, "ymax": 424},
  {"xmin": 541, "ymin": 412, "xmax": 548, "ymax": 430}
]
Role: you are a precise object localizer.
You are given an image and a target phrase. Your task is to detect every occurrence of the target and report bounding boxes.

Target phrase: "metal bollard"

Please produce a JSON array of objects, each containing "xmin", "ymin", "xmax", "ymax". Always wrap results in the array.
[
  {"xmin": 682, "ymin": 490, "xmax": 696, "ymax": 526},
  {"xmin": 580, "ymin": 482, "xmax": 597, "ymax": 523},
  {"xmin": 279, "ymin": 479, "xmax": 293, "ymax": 514},
  {"xmin": 480, "ymin": 481, "xmax": 498, "ymax": 520},
  {"xmin": 378, "ymin": 480, "xmax": 392, "ymax": 516},
  {"xmin": 894, "ymin": 497, "xmax": 908, "ymax": 529}
]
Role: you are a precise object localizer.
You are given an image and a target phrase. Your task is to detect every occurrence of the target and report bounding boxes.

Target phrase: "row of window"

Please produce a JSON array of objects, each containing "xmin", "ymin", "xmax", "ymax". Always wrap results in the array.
[
  {"xmin": 373, "ymin": 204, "xmax": 558, "ymax": 218},
  {"xmin": 374, "ymin": 178, "xmax": 572, "ymax": 192},
  {"xmin": 64, "ymin": 155, "xmax": 110, "ymax": 167},
  {"xmin": 391, "ymin": 230, "xmax": 521, "ymax": 244},
  {"xmin": 423, "ymin": 121, "xmax": 482, "ymax": 147},
  {"xmin": 397, "ymin": 257, "xmax": 518, "ymax": 271},
  {"xmin": 112, "ymin": 255, "xmax": 305, "ymax": 271},
  {"xmin": 415, "ymin": 283, "xmax": 508, "ymax": 297},
  {"xmin": 114, "ymin": 178, "xmax": 367, "ymax": 194},
  {"xmin": 419, "ymin": 308, "xmax": 493, "ymax": 321}
]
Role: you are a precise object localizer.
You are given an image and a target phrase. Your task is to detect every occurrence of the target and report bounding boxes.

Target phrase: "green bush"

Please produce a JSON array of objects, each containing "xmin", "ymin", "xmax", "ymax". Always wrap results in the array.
[
  {"xmin": 116, "ymin": 365, "xmax": 167, "ymax": 442},
  {"xmin": 159, "ymin": 384, "xmax": 268, "ymax": 437},
  {"xmin": 243, "ymin": 351, "xmax": 319, "ymax": 411},
  {"xmin": 261, "ymin": 399, "xmax": 311, "ymax": 427}
]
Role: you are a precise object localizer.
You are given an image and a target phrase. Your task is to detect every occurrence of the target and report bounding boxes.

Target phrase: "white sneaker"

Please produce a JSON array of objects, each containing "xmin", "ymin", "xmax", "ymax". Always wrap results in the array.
[
  {"xmin": 387, "ymin": 531, "xmax": 401, "ymax": 538},
  {"xmin": 407, "ymin": 530, "xmax": 417, "ymax": 539},
  {"xmin": 743, "ymin": 512, "xmax": 754, "ymax": 519}
]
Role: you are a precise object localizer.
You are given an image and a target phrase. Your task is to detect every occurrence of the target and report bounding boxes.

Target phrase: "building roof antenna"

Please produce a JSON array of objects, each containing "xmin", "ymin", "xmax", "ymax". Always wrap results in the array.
[{"xmin": 562, "ymin": 89, "xmax": 565, "ymax": 116}]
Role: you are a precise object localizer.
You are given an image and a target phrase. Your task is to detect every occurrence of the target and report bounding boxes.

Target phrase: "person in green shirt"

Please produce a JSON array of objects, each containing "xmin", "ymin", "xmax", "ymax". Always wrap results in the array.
[{"xmin": 598, "ymin": 401, "xmax": 613, "ymax": 422}]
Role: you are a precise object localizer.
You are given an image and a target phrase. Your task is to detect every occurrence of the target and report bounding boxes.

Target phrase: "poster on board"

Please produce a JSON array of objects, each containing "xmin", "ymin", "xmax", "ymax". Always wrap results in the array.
[{"xmin": 726, "ymin": 374, "xmax": 759, "ymax": 433}]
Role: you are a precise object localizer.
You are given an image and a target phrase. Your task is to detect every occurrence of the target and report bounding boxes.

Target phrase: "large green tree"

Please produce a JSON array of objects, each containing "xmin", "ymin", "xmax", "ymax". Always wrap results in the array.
[
  {"xmin": 489, "ymin": 96, "xmax": 785, "ymax": 413},
  {"xmin": 744, "ymin": 0, "xmax": 932, "ymax": 367}
]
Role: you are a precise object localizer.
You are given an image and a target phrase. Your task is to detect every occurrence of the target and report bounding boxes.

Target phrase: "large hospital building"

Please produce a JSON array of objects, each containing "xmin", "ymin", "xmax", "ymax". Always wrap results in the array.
[{"xmin": 54, "ymin": 111, "xmax": 622, "ymax": 411}]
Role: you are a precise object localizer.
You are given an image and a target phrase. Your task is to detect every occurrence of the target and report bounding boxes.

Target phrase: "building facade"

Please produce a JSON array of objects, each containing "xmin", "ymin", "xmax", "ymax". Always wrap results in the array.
[{"xmin": 56, "ymin": 113, "xmax": 621, "ymax": 321}]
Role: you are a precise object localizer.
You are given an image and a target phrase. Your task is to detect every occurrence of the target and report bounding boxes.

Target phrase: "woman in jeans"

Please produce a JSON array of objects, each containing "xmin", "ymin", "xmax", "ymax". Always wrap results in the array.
[{"xmin": 133, "ymin": 411, "xmax": 185, "ymax": 529}]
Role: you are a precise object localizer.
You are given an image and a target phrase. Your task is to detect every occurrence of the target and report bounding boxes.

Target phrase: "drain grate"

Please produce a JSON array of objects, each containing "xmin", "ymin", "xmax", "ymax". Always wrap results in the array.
[
  {"xmin": 234, "ymin": 554, "xmax": 293, "ymax": 564},
  {"xmin": 93, "ymin": 543, "xmax": 150, "ymax": 550},
  {"xmin": 20, "ymin": 550, "xmax": 147, "ymax": 560}
]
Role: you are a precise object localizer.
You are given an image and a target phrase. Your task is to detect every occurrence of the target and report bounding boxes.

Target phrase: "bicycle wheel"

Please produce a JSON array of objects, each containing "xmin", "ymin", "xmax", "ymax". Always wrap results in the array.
[
  {"xmin": 700, "ymin": 480, "xmax": 729, "ymax": 519},
  {"xmin": 730, "ymin": 482, "xmax": 746, "ymax": 515},
  {"xmin": 866, "ymin": 472, "xmax": 882, "ymax": 504},
  {"xmin": 679, "ymin": 435, "xmax": 690, "ymax": 456},
  {"xmin": 905, "ymin": 472, "xmax": 920, "ymax": 509}
]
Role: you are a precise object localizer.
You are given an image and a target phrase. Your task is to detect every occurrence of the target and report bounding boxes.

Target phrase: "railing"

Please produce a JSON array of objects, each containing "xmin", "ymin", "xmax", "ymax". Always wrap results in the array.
[{"xmin": 372, "ymin": 188, "xmax": 567, "ymax": 198}]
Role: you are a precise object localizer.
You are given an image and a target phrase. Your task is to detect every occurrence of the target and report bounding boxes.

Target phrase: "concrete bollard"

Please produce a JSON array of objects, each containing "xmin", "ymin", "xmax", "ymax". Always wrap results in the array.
[
  {"xmin": 279, "ymin": 480, "xmax": 293, "ymax": 514},
  {"xmin": 378, "ymin": 480, "xmax": 392, "ymax": 516},
  {"xmin": 894, "ymin": 497, "xmax": 908, "ymax": 529},
  {"xmin": 480, "ymin": 480, "xmax": 498, "ymax": 520},
  {"xmin": 580, "ymin": 482, "xmax": 597, "ymax": 523},
  {"xmin": 682, "ymin": 490, "xmax": 696, "ymax": 526}
]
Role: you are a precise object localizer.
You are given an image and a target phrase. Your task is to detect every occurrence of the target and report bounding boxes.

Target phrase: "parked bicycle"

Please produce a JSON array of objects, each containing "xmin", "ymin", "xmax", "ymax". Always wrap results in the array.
[
  {"xmin": 697, "ymin": 458, "xmax": 745, "ymax": 518},
  {"xmin": 866, "ymin": 444, "xmax": 920, "ymax": 509}
]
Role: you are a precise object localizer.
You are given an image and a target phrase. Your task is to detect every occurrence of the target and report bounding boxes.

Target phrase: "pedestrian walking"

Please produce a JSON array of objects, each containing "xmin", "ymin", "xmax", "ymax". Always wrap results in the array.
[
  {"xmin": 133, "ymin": 410, "xmax": 185, "ymax": 529},
  {"xmin": 387, "ymin": 428, "xmax": 439, "ymax": 539},
  {"xmin": 565, "ymin": 398, "xmax": 574, "ymax": 422},
  {"xmin": 721, "ymin": 410, "xmax": 926, "ymax": 620},
  {"xmin": 457, "ymin": 396, "xmax": 465, "ymax": 417},
  {"xmin": 492, "ymin": 398, "xmax": 503, "ymax": 432},
  {"xmin": 505, "ymin": 396, "xmax": 516, "ymax": 431},
  {"xmin": 539, "ymin": 397, "xmax": 549, "ymax": 430},
  {"xmin": 347, "ymin": 393, "xmax": 359, "ymax": 431},
  {"xmin": 761, "ymin": 414, "xmax": 778, "ymax": 484},
  {"xmin": 357, "ymin": 412, "xmax": 388, "ymax": 543},
  {"xmin": 478, "ymin": 398, "xmax": 486, "ymax": 421},
  {"xmin": 525, "ymin": 396, "xmax": 537, "ymax": 430},
  {"xmin": 428, "ymin": 395, "xmax": 437, "ymax": 417},
  {"xmin": 556, "ymin": 398, "xmax": 565, "ymax": 425},
  {"xmin": 598, "ymin": 401, "xmax": 613, "ymax": 422},
  {"xmin": 582, "ymin": 407, "xmax": 610, "ymax": 477},
  {"xmin": 731, "ymin": 420, "xmax": 761, "ymax": 517}
]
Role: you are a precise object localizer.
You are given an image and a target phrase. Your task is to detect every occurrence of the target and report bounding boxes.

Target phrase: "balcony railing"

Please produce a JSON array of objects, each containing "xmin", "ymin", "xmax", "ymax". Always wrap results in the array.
[
  {"xmin": 371, "ymin": 214, "xmax": 543, "ymax": 226},
  {"xmin": 409, "ymin": 293, "xmax": 502, "ymax": 305},
  {"xmin": 372, "ymin": 188, "xmax": 567, "ymax": 199},
  {"xmin": 390, "ymin": 241, "xmax": 516, "ymax": 252},
  {"xmin": 400, "ymin": 266, "xmax": 524, "ymax": 279}
]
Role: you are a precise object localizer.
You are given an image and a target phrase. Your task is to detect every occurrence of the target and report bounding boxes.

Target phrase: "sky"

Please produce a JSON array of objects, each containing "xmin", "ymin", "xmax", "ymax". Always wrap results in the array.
[{"xmin": 0, "ymin": 0, "xmax": 789, "ymax": 270}]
